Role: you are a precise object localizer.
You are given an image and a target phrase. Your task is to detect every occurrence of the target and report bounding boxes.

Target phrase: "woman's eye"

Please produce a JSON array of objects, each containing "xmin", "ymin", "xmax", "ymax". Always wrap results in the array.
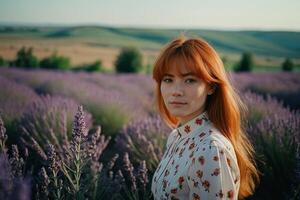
[
  {"xmin": 185, "ymin": 78, "xmax": 196, "ymax": 83},
  {"xmin": 162, "ymin": 78, "xmax": 172, "ymax": 83}
]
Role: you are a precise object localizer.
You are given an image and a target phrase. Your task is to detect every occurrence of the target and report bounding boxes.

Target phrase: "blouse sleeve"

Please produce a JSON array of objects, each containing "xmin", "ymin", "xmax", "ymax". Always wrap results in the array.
[{"xmin": 187, "ymin": 143, "xmax": 239, "ymax": 200}]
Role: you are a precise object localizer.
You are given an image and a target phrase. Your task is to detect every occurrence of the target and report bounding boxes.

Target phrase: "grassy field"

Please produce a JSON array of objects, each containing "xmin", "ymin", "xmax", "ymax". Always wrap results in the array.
[{"xmin": 0, "ymin": 25, "xmax": 300, "ymax": 71}]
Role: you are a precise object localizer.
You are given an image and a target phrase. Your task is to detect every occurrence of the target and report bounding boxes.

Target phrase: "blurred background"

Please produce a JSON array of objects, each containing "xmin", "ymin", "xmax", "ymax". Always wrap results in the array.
[{"xmin": 0, "ymin": 1, "xmax": 299, "ymax": 200}]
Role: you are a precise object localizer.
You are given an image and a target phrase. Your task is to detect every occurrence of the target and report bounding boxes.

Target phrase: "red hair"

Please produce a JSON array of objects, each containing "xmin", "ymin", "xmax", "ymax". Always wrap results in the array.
[{"xmin": 152, "ymin": 36, "xmax": 260, "ymax": 199}]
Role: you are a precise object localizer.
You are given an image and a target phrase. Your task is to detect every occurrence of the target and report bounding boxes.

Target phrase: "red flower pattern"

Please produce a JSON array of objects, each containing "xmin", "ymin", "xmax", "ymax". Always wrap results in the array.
[
  {"xmin": 171, "ymin": 188, "xmax": 178, "ymax": 194},
  {"xmin": 196, "ymin": 170, "xmax": 203, "ymax": 178},
  {"xmin": 213, "ymin": 155, "xmax": 219, "ymax": 161},
  {"xmin": 198, "ymin": 156, "xmax": 205, "ymax": 165},
  {"xmin": 195, "ymin": 118, "xmax": 203, "ymax": 125},
  {"xmin": 227, "ymin": 190, "xmax": 234, "ymax": 199},
  {"xmin": 211, "ymin": 168, "xmax": 220, "ymax": 176},
  {"xmin": 216, "ymin": 189, "xmax": 224, "ymax": 198},
  {"xmin": 193, "ymin": 193, "xmax": 201, "ymax": 200},
  {"xmin": 202, "ymin": 180, "xmax": 210, "ymax": 192},
  {"xmin": 178, "ymin": 176, "xmax": 185, "ymax": 184},
  {"xmin": 178, "ymin": 176, "xmax": 185, "ymax": 189},
  {"xmin": 189, "ymin": 142, "xmax": 195, "ymax": 150},
  {"xmin": 184, "ymin": 125, "xmax": 191, "ymax": 133},
  {"xmin": 199, "ymin": 132, "xmax": 206, "ymax": 138},
  {"xmin": 178, "ymin": 147, "xmax": 185, "ymax": 157}
]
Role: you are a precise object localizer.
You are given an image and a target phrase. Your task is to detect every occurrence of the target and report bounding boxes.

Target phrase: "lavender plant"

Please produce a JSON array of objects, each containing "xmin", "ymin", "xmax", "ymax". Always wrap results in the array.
[
  {"xmin": 33, "ymin": 105, "xmax": 111, "ymax": 200},
  {"xmin": 20, "ymin": 95, "xmax": 93, "ymax": 160},
  {"xmin": 242, "ymin": 91, "xmax": 300, "ymax": 200},
  {"xmin": 0, "ymin": 75, "xmax": 39, "ymax": 145},
  {"xmin": 231, "ymin": 72, "xmax": 300, "ymax": 110},
  {"xmin": 115, "ymin": 115, "xmax": 171, "ymax": 173},
  {"xmin": 0, "ymin": 68, "xmax": 154, "ymax": 139},
  {"xmin": 0, "ymin": 116, "xmax": 7, "ymax": 153},
  {"xmin": 242, "ymin": 91, "xmax": 293, "ymax": 124},
  {"xmin": 98, "ymin": 152, "xmax": 152, "ymax": 200},
  {"xmin": 0, "ymin": 115, "xmax": 31, "ymax": 200}
]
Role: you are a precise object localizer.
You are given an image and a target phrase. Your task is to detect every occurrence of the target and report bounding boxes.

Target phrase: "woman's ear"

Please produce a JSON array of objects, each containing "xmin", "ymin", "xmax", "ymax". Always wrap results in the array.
[{"xmin": 207, "ymin": 84, "xmax": 216, "ymax": 95}]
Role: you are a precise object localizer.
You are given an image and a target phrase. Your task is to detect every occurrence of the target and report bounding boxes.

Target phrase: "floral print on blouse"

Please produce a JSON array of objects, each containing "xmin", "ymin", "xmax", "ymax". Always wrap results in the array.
[{"xmin": 151, "ymin": 111, "xmax": 240, "ymax": 200}]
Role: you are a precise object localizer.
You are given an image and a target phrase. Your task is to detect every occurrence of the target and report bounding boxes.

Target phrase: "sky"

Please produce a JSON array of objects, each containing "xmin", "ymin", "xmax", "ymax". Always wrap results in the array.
[{"xmin": 0, "ymin": 0, "xmax": 299, "ymax": 31}]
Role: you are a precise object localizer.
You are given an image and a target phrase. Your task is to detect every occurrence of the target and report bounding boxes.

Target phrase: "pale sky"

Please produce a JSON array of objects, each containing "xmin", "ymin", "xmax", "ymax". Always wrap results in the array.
[{"xmin": 0, "ymin": 0, "xmax": 299, "ymax": 31}]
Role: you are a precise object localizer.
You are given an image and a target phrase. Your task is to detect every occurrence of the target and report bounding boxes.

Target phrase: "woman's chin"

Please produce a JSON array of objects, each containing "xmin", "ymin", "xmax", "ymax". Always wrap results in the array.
[{"xmin": 169, "ymin": 111, "xmax": 187, "ymax": 118}]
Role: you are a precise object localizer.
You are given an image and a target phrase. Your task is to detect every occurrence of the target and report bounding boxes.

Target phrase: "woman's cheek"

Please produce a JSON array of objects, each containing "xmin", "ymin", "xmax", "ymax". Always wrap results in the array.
[
  {"xmin": 160, "ymin": 85, "xmax": 169, "ymax": 105},
  {"xmin": 161, "ymin": 84, "xmax": 171, "ymax": 96}
]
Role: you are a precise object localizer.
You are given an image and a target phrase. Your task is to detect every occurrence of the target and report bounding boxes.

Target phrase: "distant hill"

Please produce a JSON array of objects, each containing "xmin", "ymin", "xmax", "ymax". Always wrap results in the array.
[{"xmin": 0, "ymin": 25, "xmax": 299, "ymax": 58}]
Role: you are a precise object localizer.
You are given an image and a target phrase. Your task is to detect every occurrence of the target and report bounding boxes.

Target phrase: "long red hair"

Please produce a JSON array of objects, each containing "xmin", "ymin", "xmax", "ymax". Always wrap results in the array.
[{"xmin": 152, "ymin": 36, "xmax": 260, "ymax": 199}]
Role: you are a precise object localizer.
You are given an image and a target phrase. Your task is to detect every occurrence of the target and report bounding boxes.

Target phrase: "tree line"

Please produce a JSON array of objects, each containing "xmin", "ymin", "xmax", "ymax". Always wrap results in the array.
[{"xmin": 0, "ymin": 47, "xmax": 296, "ymax": 72}]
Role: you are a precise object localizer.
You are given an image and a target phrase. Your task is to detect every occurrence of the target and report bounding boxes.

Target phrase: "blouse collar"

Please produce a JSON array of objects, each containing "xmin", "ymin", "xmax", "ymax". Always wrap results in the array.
[{"xmin": 176, "ymin": 111, "xmax": 209, "ymax": 137}]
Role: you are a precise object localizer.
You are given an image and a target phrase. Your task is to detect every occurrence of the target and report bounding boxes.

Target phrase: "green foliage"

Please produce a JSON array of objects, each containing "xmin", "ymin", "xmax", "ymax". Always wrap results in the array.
[
  {"xmin": 74, "ymin": 60, "xmax": 103, "ymax": 73},
  {"xmin": 221, "ymin": 56, "xmax": 228, "ymax": 65},
  {"xmin": 115, "ymin": 47, "xmax": 143, "ymax": 73},
  {"xmin": 0, "ymin": 55, "xmax": 6, "ymax": 67},
  {"xmin": 282, "ymin": 58, "xmax": 294, "ymax": 71},
  {"xmin": 235, "ymin": 52, "xmax": 253, "ymax": 72},
  {"xmin": 86, "ymin": 103, "xmax": 130, "ymax": 140},
  {"xmin": 40, "ymin": 53, "xmax": 71, "ymax": 70},
  {"xmin": 144, "ymin": 63, "xmax": 153, "ymax": 75},
  {"xmin": 14, "ymin": 47, "xmax": 39, "ymax": 68},
  {"xmin": 85, "ymin": 60, "xmax": 103, "ymax": 72}
]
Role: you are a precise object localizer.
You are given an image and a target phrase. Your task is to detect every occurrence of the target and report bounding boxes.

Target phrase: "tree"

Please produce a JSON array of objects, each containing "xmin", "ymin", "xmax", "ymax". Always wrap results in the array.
[
  {"xmin": 40, "ymin": 53, "xmax": 70, "ymax": 70},
  {"xmin": 282, "ymin": 58, "xmax": 294, "ymax": 71},
  {"xmin": 235, "ymin": 52, "xmax": 253, "ymax": 72},
  {"xmin": 115, "ymin": 47, "xmax": 142, "ymax": 73},
  {"xmin": 14, "ymin": 47, "xmax": 39, "ymax": 68},
  {"xmin": 85, "ymin": 60, "xmax": 103, "ymax": 72},
  {"xmin": 0, "ymin": 55, "xmax": 6, "ymax": 67}
]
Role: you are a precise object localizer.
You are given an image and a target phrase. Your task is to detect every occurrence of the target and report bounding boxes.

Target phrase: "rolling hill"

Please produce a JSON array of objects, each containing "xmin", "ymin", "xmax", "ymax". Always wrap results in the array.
[{"xmin": 1, "ymin": 25, "xmax": 300, "ymax": 58}]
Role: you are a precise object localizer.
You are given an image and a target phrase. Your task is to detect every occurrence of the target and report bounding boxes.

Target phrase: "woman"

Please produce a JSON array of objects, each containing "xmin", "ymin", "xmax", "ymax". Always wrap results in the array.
[{"xmin": 151, "ymin": 36, "xmax": 260, "ymax": 200}]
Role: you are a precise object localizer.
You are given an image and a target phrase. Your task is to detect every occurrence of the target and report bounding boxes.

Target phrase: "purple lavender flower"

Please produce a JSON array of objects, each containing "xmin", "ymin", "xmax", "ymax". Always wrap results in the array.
[
  {"xmin": 115, "ymin": 114, "xmax": 171, "ymax": 172},
  {"xmin": 46, "ymin": 143, "xmax": 60, "ymax": 173},
  {"xmin": 231, "ymin": 72, "xmax": 300, "ymax": 110},
  {"xmin": 0, "ymin": 75, "xmax": 39, "ymax": 124},
  {"xmin": 0, "ymin": 115, "xmax": 7, "ymax": 153},
  {"xmin": 38, "ymin": 167, "xmax": 50, "ymax": 197},
  {"xmin": 88, "ymin": 126, "xmax": 110, "ymax": 164},
  {"xmin": 136, "ymin": 160, "xmax": 148, "ymax": 191},
  {"xmin": 10, "ymin": 145, "xmax": 25, "ymax": 178},
  {"xmin": 122, "ymin": 152, "xmax": 137, "ymax": 192}
]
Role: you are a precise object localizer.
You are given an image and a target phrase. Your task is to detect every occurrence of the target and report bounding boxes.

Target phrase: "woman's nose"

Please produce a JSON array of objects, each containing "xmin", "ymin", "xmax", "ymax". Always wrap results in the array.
[{"xmin": 172, "ymin": 84, "xmax": 183, "ymax": 96}]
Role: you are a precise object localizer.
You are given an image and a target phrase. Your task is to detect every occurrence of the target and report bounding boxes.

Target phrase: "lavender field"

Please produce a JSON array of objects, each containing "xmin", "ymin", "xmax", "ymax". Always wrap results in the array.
[{"xmin": 0, "ymin": 68, "xmax": 299, "ymax": 200}]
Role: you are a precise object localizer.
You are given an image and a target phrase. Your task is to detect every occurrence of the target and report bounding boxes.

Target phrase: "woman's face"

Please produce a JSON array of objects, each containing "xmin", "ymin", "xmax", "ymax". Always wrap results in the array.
[{"xmin": 160, "ymin": 63, "xmax": 213, "ymax": 125}]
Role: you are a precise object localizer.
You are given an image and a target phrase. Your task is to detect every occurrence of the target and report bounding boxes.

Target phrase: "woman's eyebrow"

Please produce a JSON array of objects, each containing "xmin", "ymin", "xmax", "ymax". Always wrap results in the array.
[
  {"xmin": 181, "ymin": 72, "xmax": 195, "ymax": 77},
  {"xmin": 163, "ymin": 73, "xmax": 174, "ymax": 77},
  {"xmin": 163, "ymin": 72, "xmax": 195, "ymax": 77}
]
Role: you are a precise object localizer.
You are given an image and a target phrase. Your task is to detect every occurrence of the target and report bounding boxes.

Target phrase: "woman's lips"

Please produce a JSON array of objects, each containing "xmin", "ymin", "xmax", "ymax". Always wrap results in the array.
[{"xmin": 169, "ymin": 101, "xmax": 187, "ymax": 105}]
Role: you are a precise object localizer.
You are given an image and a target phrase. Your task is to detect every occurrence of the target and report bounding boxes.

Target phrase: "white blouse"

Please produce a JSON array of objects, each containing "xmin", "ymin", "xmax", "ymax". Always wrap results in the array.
[{"xmin": 151, "ymin": 111, "xmax": 240, "ymax": 200}]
